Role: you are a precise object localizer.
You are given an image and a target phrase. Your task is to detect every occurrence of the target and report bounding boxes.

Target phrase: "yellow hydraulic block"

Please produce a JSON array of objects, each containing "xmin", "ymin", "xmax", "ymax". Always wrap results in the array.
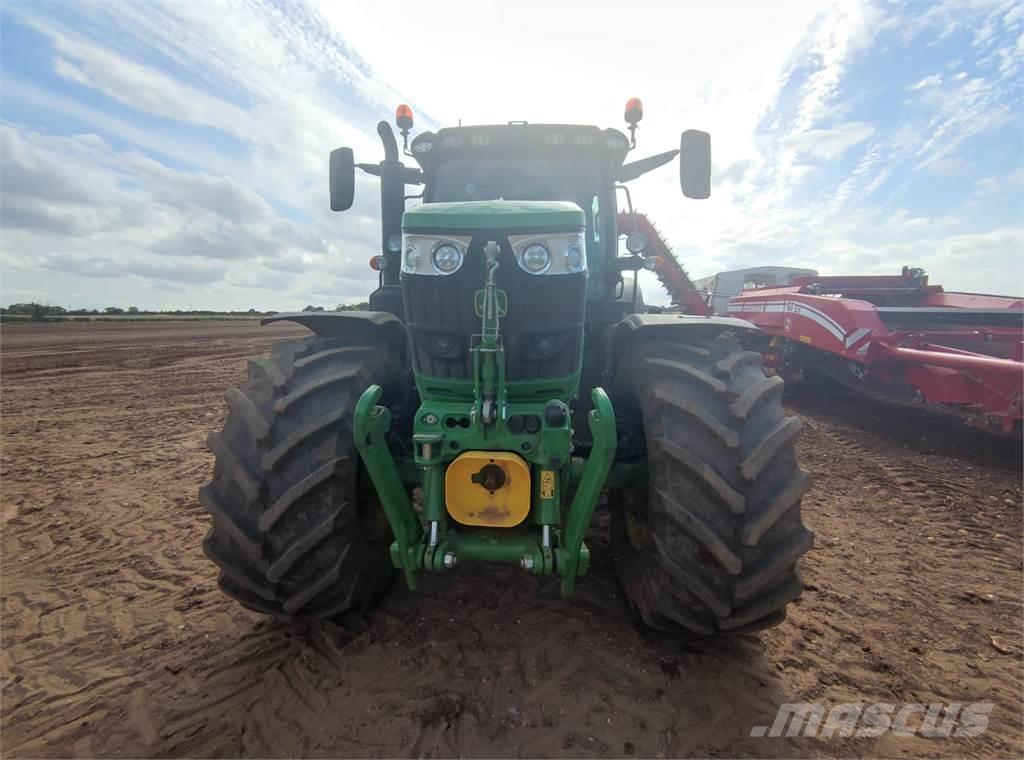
[{"xmin": 445, "ymin": 451, "xmax": 531, "ymax": 527}]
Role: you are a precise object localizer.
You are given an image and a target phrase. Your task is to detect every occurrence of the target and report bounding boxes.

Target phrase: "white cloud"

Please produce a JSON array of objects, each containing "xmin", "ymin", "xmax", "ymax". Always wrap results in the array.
[
  {"xmin": 927, "ymin": 156, "xmax": 973, "ymax": 175},
  {"xmin": 975, "ymin": 176, "xmax": 1002, "ymax": 196},
  {"xmin": 788, "ymin": 1, "xmax": 881, "ymax": 132},
  {"xmin": 816, "ymin": 228, "xmax": 1024, "ymax": 295},
  {"xmin": 0, "ymin": 124, "xmax": 373, "ymax": 309},
  {"xmin": 912, "ymin": 77, "xmax": 1014, "ymax": 175},
  {"xmin": 909, "ymin": 73, "xmax": 944, "ymax": 89},
  {"xmin": 782, "ymin": 121, "xmax": 875, "ymax": 160},
  {"xmin": 885, "ymin": 208, "xmax": 960, "ymax": 230},
  {"xmin": 51, "ymin": 49, "xmax": 255, "ymax": 143}
]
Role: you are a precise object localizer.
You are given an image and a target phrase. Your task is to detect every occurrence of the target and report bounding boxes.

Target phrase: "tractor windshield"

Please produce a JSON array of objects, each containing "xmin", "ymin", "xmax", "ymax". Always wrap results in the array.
[{"xmin": 426, "ymin": 158, "xmax": 614, "ymax": 255}]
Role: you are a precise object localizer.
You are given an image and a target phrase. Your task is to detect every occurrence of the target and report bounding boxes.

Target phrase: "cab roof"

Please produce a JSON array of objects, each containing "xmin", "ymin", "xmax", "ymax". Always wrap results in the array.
[{"xmin": 409, "ymin": 123, "xmax": 630, "ymax": 170}]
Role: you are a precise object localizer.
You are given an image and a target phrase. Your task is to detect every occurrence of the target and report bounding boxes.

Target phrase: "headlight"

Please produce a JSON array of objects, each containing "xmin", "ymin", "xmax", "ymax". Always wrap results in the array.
[
  {"xmin": 387, "ymin": 233, "xmax": 402, "ymax": 252},
  {"xmin": 432, "ymin": 243, "xmax": 463, "ymax": 274},
  {"xmin": 565, "ymin": 244, "xmax": 584, "ymax": 273},
  {"xmin": 402, "ymin": 234, "xmax": 470, "ymax": 275},
  {"xmin": 510, "ymin": 233, "xmax": 586, "ymax": 275},
  {"xmin": 625, "ymin": 232, "xmax": 648, "ymax": 254},
  {"xmin": 522, "ymin": 244, "xmax": 551, "ymax": 273}
]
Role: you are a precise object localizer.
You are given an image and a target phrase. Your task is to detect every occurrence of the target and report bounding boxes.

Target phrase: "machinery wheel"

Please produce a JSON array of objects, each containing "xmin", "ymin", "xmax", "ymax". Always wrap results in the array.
[
  {"xmin": 199, "ymin": 334, "xmax": 400, "ymax": 619},
  {"xmin": 611, "ymin": 335, "xmax": 814, "ymax": 635}
]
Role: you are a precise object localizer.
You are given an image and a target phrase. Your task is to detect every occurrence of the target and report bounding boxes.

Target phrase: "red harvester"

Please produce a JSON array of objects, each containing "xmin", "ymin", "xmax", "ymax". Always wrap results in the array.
[{"xmin": 725, "ymin": 267, "xmax": 1023, "ymax": 435}]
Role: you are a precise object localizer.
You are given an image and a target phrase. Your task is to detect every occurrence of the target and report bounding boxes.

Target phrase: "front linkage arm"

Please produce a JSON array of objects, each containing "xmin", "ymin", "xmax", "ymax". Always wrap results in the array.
[
  {"xmin": 353, "ymin": 386, "xmax": 616, "ymax": 594},
  {"xmin": 352, "ymin": 385, "xmax": 423, "ymax": 590},
  {"xmin": 556, "ymin": 387, "xmax": 616, "ymax": 595}
]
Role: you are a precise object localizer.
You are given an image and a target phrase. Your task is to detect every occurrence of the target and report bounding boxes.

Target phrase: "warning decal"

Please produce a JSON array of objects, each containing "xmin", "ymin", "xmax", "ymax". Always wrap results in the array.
[{"xmin": 540, "ymin": 470, "xmax": 556, "ymax": 499}]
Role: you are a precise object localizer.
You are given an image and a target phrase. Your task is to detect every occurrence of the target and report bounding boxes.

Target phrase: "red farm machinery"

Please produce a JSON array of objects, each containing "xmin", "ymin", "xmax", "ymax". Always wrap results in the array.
[{"xmin": 717, "ymin": 267, "xmax": 1023, "ymax": 436}]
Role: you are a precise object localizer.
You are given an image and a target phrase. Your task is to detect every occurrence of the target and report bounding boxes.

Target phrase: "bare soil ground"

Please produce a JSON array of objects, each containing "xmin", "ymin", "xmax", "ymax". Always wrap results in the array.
[{"xmin": 2, "ymin": 321, "xmax": 1021, "ymax": 759}]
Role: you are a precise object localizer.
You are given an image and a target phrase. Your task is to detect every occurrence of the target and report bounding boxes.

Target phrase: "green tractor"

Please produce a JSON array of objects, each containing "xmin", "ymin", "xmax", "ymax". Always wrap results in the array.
[{"xmin": 199, "ymin": 100, "xmax": 813, "ymax": 635}]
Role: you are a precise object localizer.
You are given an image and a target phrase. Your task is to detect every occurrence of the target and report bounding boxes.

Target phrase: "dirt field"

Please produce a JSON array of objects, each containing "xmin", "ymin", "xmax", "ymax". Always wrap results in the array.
[{"xmin": 2, "ymin": 321, "xmax": 1021, "ymax": 758}]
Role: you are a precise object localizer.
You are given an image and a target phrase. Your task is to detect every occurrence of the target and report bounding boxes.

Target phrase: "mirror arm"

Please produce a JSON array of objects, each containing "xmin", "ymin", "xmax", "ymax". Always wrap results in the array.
[
  {"xmin": 610, "ymin": 256, "xmax": 646, "ymax": 273},
  {"xmin": 358, "ymin": 164, "xmax": 421, "ymax": 185},
  {"xmin": 616, "ymin": 149, "xmax": 680, "ymax": 183}
]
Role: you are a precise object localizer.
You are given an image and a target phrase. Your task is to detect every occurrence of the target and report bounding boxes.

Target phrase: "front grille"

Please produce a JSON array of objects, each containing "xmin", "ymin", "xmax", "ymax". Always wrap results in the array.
[{"xmin": 402, "ymin": 236, "xmax": 586, "ymax": 380}]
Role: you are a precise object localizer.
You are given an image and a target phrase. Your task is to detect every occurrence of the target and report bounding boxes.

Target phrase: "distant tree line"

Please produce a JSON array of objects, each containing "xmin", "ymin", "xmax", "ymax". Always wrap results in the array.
[
  {"xmin": 3, "ymin": 302, "xmax": 372, "ymax": 322},
  {"xmin": 303, "ymin": 302, "xmax": 370, "ymax": 312}
]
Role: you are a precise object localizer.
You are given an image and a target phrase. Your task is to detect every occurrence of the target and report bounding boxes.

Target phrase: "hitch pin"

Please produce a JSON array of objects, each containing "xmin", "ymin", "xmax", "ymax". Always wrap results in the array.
[{"xmin": 542, "ymin": 525, "xmax": 550, "ymax": 548}]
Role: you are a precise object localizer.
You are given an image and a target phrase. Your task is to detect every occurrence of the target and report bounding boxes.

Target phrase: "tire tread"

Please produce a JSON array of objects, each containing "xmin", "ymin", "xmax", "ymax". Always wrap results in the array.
[
  {"xmin": 612, "ymin": 337, "xmax": 813, "ymax": 636},
  {"xmin": 199, "ymin": 335, "xmax": 398, "ymax": 620}
]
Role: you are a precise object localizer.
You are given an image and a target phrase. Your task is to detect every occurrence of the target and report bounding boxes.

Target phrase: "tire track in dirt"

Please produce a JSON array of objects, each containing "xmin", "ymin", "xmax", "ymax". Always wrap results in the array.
[
  {"xmin": 783, "ymin": 384, "xmax": 1022, "ymax": 758},
  {"xmin": 1, "ymin": 321, "xmax": 1021, "ymax": 758},
  {"xmin": 1, "ymin": 323, "xmax": 306, "ymax": 757}
]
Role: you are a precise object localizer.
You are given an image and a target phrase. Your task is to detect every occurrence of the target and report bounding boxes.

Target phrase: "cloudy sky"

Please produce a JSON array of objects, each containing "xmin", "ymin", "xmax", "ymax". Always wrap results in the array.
[{"xmin": 1, "ymin": 0, "xmax": 1022, "ymax": 310}]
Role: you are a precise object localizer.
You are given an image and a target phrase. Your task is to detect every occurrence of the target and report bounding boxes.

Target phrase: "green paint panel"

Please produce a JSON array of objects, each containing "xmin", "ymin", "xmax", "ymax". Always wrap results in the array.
[{"xmin": 403, "ymin": 200, "xmax": 585, "ymax": 231}]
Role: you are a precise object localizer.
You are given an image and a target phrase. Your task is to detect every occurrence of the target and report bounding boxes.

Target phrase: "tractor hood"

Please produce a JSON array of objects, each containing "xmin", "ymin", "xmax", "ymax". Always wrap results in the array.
[{"xmin": 402, "ymin": 200, "xmax": 585, "ymax": 233}]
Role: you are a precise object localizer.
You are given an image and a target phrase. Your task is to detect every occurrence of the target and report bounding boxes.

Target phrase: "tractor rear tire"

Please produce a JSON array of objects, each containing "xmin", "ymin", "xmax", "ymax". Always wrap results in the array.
[
  {"xmin": 611, "ymin": 335, "xmax": 814, "ymax": 635},
  {"xmin": 199, "ymin": 334, "xmax": 400, "ymax": 619}
]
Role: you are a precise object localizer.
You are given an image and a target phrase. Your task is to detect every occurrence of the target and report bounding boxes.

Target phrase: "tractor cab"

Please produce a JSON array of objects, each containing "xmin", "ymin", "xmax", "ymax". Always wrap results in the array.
[
  {"xmin": 411, "ymin": 124, "xmax": 625, "ymax": 299},
  {"xmin": 330, "ymin": 104, "xmax": 711, "ymax": 320}
]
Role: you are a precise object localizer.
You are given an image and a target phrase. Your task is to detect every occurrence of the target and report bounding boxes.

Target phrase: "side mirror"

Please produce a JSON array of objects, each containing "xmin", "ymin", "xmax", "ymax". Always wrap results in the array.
[
  {"xmin": 679, "ymin": 130, "xmax": 711, "ymax": 199},
  {"xmin": 329, "ymin": 147, "xmax": 355, "ymax": 211}
]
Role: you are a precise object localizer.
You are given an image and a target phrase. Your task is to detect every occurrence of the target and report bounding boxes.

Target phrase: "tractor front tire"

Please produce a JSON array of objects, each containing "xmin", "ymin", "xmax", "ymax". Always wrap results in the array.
[
  {"xmin": 612, "ymin": 335, "xmax": 814, "ymax": 635},
  {"xmin": 199, "ymin": 334, "xmax": 400, "ymax": 619}
]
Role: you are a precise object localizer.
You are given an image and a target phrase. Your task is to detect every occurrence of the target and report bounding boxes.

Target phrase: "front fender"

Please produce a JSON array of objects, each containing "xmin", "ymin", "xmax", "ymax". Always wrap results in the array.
[
  {"xmin": 606, "ymin": 312, "xmax": 760, "ymax": 375},
  {"xmin": 262, "ymin": 310, "xmax": 407, "ymax": 353},
  {"xmin": 616, "ymin": 312, "xmax": 758, "ymax": 339}
]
